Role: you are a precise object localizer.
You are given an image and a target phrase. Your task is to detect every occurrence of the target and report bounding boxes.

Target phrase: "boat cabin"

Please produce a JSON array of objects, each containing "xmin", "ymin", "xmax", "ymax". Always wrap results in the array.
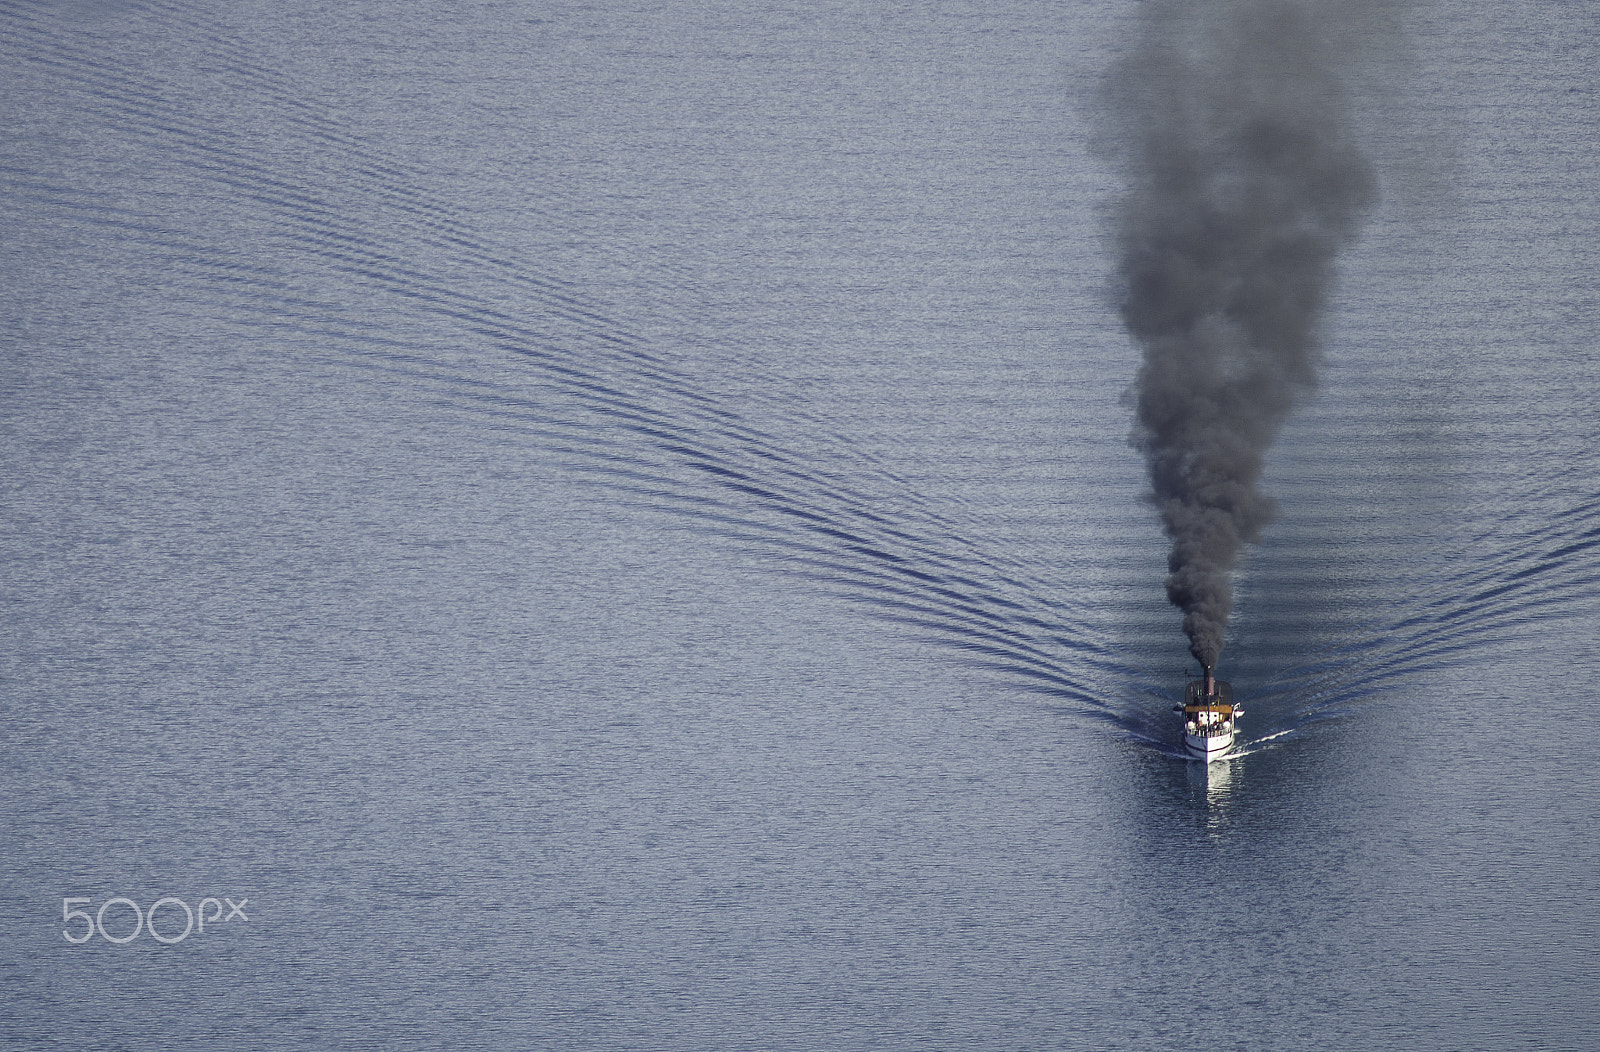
[{"xmin": 1183, "ymin": 677, "xmax": 1235, "ymax": 736}]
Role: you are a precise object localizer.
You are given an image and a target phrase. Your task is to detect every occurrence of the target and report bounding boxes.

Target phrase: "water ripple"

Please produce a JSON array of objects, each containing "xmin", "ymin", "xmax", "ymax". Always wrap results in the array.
[{"xmin": 6, "ymin": 0, "xmax": 1595, "ymax": 758}]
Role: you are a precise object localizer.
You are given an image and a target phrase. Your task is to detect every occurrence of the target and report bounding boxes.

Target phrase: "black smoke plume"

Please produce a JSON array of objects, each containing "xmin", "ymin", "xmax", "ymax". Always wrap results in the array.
[{"xmin": 1104, "ymin": 0, "xmax": 1379, "ymax": 668}]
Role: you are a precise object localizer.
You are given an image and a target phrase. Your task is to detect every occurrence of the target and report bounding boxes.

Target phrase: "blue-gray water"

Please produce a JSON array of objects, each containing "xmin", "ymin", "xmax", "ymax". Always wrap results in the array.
[{"xmin": 3, "ymin": 1, "xmax": 1598, "ymax": 1048}]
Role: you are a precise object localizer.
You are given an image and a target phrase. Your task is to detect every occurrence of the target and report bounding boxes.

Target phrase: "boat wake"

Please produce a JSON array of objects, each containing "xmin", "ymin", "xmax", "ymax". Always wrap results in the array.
[{"xmin": 5, "ymin": 1, "xmax": 1596, "ymax": 758}]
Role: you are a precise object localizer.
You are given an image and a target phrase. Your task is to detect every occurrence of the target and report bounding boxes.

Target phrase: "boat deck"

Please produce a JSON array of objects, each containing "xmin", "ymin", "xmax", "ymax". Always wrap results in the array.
[{"xmin": 1182, "ymin": 677, "xmax": 1236, "ymax": 749}]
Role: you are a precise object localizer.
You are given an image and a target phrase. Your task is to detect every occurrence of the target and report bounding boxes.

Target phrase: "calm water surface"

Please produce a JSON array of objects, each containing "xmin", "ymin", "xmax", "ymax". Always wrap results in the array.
[{"xmin": 2, "ymin": 1, "xmax": 1597, "ymax": 1048}]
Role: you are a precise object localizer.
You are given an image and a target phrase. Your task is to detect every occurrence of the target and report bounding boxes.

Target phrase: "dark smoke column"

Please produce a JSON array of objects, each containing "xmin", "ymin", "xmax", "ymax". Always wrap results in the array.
[{"xmin": 1106, "ymin": 0, "xmax": 1377, "ymax": 667}]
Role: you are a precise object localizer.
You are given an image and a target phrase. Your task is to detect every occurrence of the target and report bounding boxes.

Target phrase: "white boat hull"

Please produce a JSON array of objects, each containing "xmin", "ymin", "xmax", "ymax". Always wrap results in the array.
[{"xmin": 1184, "ymin": 728, "xmax": 1235, "ymax": 761}]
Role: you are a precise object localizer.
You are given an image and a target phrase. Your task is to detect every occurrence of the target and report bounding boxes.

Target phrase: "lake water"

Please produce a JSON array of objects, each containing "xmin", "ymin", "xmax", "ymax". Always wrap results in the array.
[{"xmin": 2, "ymin": 1, "xmax": 1597, "ymax": 1048}]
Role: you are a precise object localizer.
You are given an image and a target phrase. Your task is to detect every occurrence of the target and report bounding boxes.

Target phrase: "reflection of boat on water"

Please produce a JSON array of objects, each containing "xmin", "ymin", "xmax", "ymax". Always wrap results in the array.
[
  {"xmin": 1175, "ymin": 665, "xmax": 1240, "ymax": 762},
  {"xmin": 1188, "ymin": 750, "xmax": 1233, "ymax": 798}
]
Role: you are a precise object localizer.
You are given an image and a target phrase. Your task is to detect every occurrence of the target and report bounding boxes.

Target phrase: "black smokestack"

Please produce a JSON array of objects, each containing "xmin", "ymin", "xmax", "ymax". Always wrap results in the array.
[{"xmin": 1104, "ymin": 0, "xmax": 1379, "ymax": 668}]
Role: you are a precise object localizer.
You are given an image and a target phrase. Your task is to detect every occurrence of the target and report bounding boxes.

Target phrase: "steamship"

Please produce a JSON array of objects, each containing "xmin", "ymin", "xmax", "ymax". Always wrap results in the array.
[{"xmin": 1176, "ymin": 666, "xmax": 1240, "ymax": 761}]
